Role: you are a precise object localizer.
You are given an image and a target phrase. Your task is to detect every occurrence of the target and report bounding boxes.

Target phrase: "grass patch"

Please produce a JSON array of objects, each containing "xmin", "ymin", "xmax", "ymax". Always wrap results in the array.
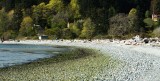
[{"xmin": 0, "ymin": 47, "xmax": 119, "ymax": 81}]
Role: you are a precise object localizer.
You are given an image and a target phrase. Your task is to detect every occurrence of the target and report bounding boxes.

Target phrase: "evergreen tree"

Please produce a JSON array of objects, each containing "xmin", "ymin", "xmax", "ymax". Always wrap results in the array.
[
  {"xmin": 69, "ymin": 0, "xmax": 81, "ymax": 19},
  {"xmin": 108, "ymin": 6, "xmax": 116, "ymax": 18},
  {"xmin": 4, "ymin": 0, "xmax": 15, "ymax": 12},
  {"xmin": 155, "ymin": 0, "xmax": 160, "ymax": 13},
  {"xmin": 0, "ymin": 9, "xmax": 9, "ymax": 35},
  {"xmin": 12, "ymin": 8, "xmax": 23, "ymax": 32},
  {"xmin": 136, "ymin": 0, "xmax": 151, "ymax": 33}
]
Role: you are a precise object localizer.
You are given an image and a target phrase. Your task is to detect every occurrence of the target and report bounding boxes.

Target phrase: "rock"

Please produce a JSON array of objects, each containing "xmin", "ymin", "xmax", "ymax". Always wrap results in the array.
[{"xmin": 143, "ymin": 38, "xmax": 149, "ymax": 44}]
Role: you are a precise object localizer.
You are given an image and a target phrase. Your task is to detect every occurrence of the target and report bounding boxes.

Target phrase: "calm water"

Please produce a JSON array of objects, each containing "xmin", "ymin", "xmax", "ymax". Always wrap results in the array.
[{"xmin": 0, "ymin": 44, "xmax": 68, "ymax": 68}]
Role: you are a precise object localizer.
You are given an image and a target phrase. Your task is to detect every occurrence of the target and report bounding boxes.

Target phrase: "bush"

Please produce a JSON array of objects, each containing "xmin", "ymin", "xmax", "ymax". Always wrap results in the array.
[
  {"xmin": 50, "ymin": 12, "xmax": 67, "ymax": 29},
  {"xmin": 62, "ymin": 28, "xmax": 74, "ymax": 39},
  {"xmin": 143, "ymin": 18, "xmax": 154, "ymax": 28},
  {"xmin": 45, "ymin": 27, "xmax": 62, "ymax": 39},
  {"xmin": 153, "ymin": 27, "xmax": 160, "ymax": 37},
  {"xmin": 69, "ymin": 21, "xmax": 82, "ymax": 38},
  {"xmin": 2, "ymin": 30, "xmax": 16, "ymax": 40},
  {"xmin": 108, "ymin": 13, "xmax": 135, "ymax": 36}
]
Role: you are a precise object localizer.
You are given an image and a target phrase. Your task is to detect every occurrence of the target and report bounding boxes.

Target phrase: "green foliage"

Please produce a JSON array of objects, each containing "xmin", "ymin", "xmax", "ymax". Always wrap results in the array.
[
  {"xmin": 108, "ymin": 6, "xmax": 116, "ymax": 18},
  {"xmin": 153, "ymin": 27, "xmax": 160, "ymax": 37},
  {"xmin": 69, "ymin": 0, "xmax": 81, "ymax": 19},
  {"xmin": 136, "ymin": 0, "xmax": 151, "ymax": 33},
  {"xmin": 109, "ymin": 13, "xmax": 135, "ymax": 36},
  {"xmin": 145, "ymin": 10, "xmax": 150, "ymax": 18},
  {"xmin": 62, "ymin": 28, "xmax": 73, "ymax": 39},
  {"xmin": 155, "ymin": 0, "xmax": 160, "ymax": 13},
  {"xmin": 19, "ymin": 16, "xmax": 35, "ymax": 37},
  {"xmin": 0, "ymin": 9, "xmax": 9, "ymax": 36},
  {"xmin": 32, "ymin": 3, "xmax": 46, "ymax": 24},
  {"xmin": 0, "ymin": 0, "xmax": 154, "ymax": 39},
  {"xmin": 80, "ymin": 18, "xmax": 95, "ymax": 39},
  {"xmin": 69, "ymin": 21, "xmax": 82, "ymax": 37},
  {"xmin": 32, "ymin": 2, "xmax": 50, "ymax": 32},
  {"xmin": 2, "ymin": 30, "xmax": 16, "ymax": 40},
  {"xmin": 12, "ymin": 8, "xmax": 23, "ymax": 32},
  {"xmin": 22, "ymin": 9, "xmax": 32, "ymax": 17},
  {"xmin": 153, "ymin": 21, "xmax": 160, "ymax": 28},
  {"xmin": 45, "ymin": 27, "xmax": 62, "ymax": 39},
  {"xmin": 46, "ymin": 0, "xmax": 64, "ymax": 12},
  {"xmin": 3, "ymin": 0, "xmax": 15, "ymax": 12},
  {"xmin": 7, "ymin": 10, "xmax": 14, "ymax": 21},
  {"xmin": 50, "ymin": 11, "xmax": 67, "ymax": 28},
  {"xmin": 143, "ymin": 18, "xmax": 154, "ymax": 28},
  {"xmin": 128, "ymin": 8, "xmax": 137, "ymax": 17},
  {"xmin": 1, "ymin": 0, "xmax": 49, "ymax": 11},
  {"xmin": 128, "ymin": 8, "xmax": 138, "ymax": 32}
]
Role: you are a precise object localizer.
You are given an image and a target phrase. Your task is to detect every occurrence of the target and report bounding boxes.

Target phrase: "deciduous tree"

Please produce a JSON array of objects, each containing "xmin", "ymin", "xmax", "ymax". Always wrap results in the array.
[
  {"xmin": 19, "ymin": 16, "xmax": 35, "ymax": 37},
  {"xmin": 108, "ymin": 13, "xmax": 135, "ymax": 36},
  {"xmin": 80, "ymin": 18, "xmax": 95, "ymax": 39}
]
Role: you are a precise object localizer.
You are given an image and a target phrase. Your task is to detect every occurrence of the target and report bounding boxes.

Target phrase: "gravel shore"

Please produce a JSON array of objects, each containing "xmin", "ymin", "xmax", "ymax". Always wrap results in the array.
[
  {"xmin": 2, "ymin": 40, "xmax": 160, "ymax": 81},
  {"xmin": 0, "ymin": 42, "xmax": 118, "ymax": 81},
  {"xmin": 44, "ymin": 40, "xmax": 160, "ymax": 81}
]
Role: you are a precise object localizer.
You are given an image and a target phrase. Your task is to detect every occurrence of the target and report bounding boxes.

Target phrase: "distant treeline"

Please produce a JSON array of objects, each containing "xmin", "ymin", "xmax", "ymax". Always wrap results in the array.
[{"xmin": 0, "ymin": 0, "xmax": 160, "ymax": 40}]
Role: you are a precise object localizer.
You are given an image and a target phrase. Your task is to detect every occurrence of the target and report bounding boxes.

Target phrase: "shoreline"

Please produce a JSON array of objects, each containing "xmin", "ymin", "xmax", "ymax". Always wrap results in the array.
[
  {"xmin": 0, "ymin": 45, "xmax": 117, "ymax": 81},
  {"xmin": 1, "ymin": 40, "xmax": 160, "ymax": 80},
  {"xmin": 2, "ymin": 39, "xmax": 160, "ymax": 56}
]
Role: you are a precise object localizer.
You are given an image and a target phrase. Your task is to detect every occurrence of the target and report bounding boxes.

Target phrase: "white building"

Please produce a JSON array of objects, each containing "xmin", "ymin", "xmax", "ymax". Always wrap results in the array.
[{"xmin": 38, "ymin": 35, "xmax": 48, "ymax": 40}]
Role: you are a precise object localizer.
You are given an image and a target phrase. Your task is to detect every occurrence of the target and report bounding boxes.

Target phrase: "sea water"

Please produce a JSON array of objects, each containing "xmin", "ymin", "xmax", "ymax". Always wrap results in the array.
[{"xmin": 0, "ymin": 44, "xmax": 67, "ymax": 68}]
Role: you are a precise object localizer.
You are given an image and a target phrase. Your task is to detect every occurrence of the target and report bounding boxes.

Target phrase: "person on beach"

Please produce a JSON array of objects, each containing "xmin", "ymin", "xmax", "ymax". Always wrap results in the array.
[{"xmin": 134, "ymin": 35, "xmax": 140, "ymax": 42}]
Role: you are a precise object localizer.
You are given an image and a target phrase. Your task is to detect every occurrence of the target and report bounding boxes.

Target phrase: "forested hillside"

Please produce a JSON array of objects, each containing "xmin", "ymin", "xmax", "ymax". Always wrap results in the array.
[{"xmin": 0, "ymin": 0, "xmax": 159, "ymax": 39}]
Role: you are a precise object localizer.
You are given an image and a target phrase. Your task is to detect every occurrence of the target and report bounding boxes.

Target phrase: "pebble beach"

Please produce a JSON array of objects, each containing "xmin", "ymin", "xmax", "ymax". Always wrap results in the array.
[{"xmin": 1, "ymin": 39, "xmax": 160, "ymax": 81}]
